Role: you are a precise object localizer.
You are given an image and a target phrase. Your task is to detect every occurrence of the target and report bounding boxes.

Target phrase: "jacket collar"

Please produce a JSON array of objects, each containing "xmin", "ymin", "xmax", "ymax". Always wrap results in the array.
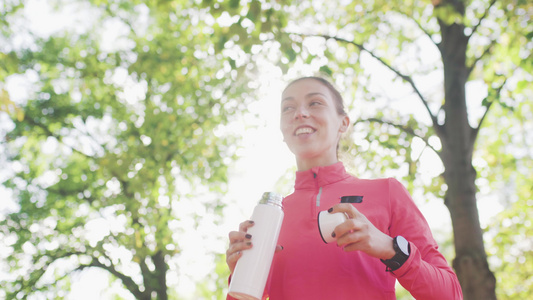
[{"xmin": 294, "ymin": 162, "xmax": 351, "ymax": 190}]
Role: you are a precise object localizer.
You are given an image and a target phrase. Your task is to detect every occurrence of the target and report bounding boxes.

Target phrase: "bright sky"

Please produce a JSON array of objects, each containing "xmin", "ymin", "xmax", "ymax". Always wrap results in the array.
[{"xmin": 0, "ymin": 0, "xmax": 506, "ymax": 299}]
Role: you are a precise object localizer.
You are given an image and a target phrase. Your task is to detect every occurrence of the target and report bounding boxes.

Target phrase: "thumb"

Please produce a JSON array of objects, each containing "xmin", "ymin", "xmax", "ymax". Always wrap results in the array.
[{"xmin": 275, "ymin": 245, "xmax": 284, "ymax": 253}]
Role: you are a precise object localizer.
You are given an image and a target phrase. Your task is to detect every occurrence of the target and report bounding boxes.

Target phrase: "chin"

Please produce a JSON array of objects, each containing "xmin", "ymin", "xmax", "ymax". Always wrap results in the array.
[{"xmin": 293, "ymin": 150, "xmax": 320, "ymax": 160}]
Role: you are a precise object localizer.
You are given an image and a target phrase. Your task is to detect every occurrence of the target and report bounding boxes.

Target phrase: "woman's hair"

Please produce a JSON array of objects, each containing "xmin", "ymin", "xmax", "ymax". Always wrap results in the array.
[{"xmin": 283, "ymin": 76, "xmax": 347, "ymax": 116}]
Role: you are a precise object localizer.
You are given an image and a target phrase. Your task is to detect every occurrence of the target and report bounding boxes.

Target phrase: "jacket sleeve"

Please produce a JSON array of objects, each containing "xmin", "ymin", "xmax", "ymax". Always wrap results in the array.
[{"xmin": 387, "ymin": 178, "xmax": 463, "ymax": 300}]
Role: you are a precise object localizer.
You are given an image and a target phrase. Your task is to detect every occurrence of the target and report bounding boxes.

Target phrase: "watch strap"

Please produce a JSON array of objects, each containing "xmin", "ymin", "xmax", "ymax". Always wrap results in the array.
[{"xmin": 380, "ymin": 236, "xmax": 410, "ymax": 272}]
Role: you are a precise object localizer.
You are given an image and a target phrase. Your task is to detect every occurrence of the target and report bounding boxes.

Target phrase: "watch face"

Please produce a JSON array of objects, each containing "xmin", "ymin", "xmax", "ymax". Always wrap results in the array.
[{"xmin": 397, "ymin": 236, "xmax": 410, "ymax": 255}]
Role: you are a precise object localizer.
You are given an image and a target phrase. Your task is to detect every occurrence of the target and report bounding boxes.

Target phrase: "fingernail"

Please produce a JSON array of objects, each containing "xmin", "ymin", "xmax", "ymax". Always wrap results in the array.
[
  {"xmin": 280, "ymin": 245, "xmax": 284, "ymax": 250},
  {"xmin": 246, "ymin": 242, "xmax": 252, "ymax": 246},
  {"xmin": 245, "ymin": 234, "xmax": 252, "ymax": 239},
  {"xmin": 331, "ymin": 232, "xmax": 336, "ymax": 238},
  {"xmin": 249, "ymin": 220, "xmax": 255, "ymax": 224},
  {"xmin": 328, "ymin": 207, "xmax": 333, "ymax": 213}
]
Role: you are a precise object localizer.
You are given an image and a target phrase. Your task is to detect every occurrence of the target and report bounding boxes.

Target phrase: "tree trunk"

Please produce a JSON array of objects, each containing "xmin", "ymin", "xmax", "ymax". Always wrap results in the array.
[
  {"xmin": 438, "ymin": 17, "xmax": 497, "ymax": 300},
  {"xmin": 153, "ymin": 250, "xmax": 168, "ymax": 300}
]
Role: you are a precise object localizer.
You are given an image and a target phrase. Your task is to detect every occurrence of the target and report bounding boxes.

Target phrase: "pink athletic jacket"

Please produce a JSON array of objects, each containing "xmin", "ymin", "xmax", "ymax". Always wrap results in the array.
[{"xmin": 228, "ymin": 162, "xmax": 463, "ymax": 299}]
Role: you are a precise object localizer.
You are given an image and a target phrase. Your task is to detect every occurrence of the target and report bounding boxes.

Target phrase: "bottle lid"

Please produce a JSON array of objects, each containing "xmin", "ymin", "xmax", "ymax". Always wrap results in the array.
[{"xmin": 259, "ymin": 192, "xmax": 283, "ymax": 208}]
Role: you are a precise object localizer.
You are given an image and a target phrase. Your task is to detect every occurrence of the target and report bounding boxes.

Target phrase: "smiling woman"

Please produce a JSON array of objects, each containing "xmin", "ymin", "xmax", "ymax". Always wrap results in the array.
[
  {"xmin": 280, "ymin": 77, "xmax": 350, "ymax": 171},
  {"xmin": 225, "ymin": 76, "xmax": 463, "ymax": 300}
]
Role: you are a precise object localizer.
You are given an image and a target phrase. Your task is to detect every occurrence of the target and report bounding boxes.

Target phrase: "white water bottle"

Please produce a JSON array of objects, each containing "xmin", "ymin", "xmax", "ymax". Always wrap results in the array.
[{"xmin": 228, "ymin": 192, "xmax": 284, "ymax": 300}]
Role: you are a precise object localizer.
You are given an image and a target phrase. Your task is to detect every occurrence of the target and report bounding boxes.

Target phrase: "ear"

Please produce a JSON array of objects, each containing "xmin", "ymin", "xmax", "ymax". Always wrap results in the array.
[{"xmin": 339, "ymin": 115, "xmax": 350, "ymax": 133}]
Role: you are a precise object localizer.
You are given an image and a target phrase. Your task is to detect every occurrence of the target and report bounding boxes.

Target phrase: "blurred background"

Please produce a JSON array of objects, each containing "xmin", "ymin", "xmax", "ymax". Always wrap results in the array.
[{"xmin": 0, "ymin": 0, "xmax": 531, "ymax": 299}]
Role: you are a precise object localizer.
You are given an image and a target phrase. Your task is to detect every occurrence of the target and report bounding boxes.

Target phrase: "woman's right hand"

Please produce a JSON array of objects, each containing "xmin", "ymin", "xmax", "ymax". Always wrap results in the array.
[{"xmin": 226, "ymin": 220, "xmax": 255, "ymax": 274}]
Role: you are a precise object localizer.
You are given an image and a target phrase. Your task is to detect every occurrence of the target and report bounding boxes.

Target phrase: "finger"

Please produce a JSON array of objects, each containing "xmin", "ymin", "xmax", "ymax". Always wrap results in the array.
[
  {"xmin": 339, "ymin": 229, "xmax": 394, "ymax": 258},
  {"xmin": 226, "ymin": 239, "xmax": 253, "ymax": 260},
  {"xmin": 336, "ymin": 222, "xmax": 365, "ymax": 241},
  {"xmin": 226, "ymin": 249, "xmax": 243, "ymax": 273},
  {"xmin": 337, "ymin": 218, "xmax": 366, "ymax": 235},
  {"xmin": 238, "ymin": 220, "xmax": 255, "ymax": 232},
  {"xmin": 275, "ymin": 245, "xmax": 284, "ymax": 253},
  {"xmin": 328, "ymin": 203, "xmax": 359, "ymax": 219},
  {"xmin": 331, "ymin": 218, "xmax": 368, "ymax": 245},
  {"xmin": 342, "ymin": 240, "xmax": 364, "ymax": 252},
  {"xmin": 226, "ymin": 247, "xmax": 243, "ymax": 262},
  {"xmin": 228, "ymin": 231, "xmax": 253, "ymax": 244},
  {"xmin": 226, "ymin": 238, "xmax": 254, "ymax": 273}
]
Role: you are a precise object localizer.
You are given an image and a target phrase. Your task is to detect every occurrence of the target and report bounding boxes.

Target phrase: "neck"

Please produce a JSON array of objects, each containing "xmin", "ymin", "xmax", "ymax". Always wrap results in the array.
[{"xmin": 296, "ymin": 155, "xmax": 339, "ymax": 172}]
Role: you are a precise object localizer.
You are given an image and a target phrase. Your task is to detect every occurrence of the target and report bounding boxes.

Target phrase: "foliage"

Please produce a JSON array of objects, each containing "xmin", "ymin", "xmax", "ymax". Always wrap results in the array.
[
  {"xmin": 206, "ymin": 0, "xmax": 531, "ymax": 194},
  {"xmin": 0, "ymin": 0, "xmax": 255, "ymax": 299},
  {"xmin": 207, "ymin": 0, "xmax": 532, "ymax": 298},
  {"xmin": 479, "ymin": 101, "xmax": 533, "ymax": 299},
  {"xmin": 1, "ymin": 0, "xmax": 531, "ymax": 298},
  {"xmin": 194, "ymin": 253, "xmax": 230, "ymax": 299}
]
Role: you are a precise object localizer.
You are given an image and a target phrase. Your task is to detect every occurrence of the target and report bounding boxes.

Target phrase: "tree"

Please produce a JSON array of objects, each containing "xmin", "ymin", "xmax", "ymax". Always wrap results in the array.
[
  {"xmin": 1, "ymin": 0, "xmax": 531, "ymax": 299},
  {"xmin": 0, "ymin": 0, "xmax": 255, "ymax": 299},
  {"xmin": 209, "ymin": 0, "xmax": 531, "ymax": 299},
  {"xmin": 479, "ymin": 101, "xmax": 533, "ymax": 299}
]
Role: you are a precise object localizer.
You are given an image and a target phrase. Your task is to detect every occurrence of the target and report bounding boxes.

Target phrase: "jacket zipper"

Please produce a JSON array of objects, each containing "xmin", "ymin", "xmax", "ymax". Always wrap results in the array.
[
  {"xmin": 316, "ymin": 187, "xmax": 323, "ymax": 207},
  {"xmin": 312, "ymin": 173, "xmax": 322, "ymax": 220}
]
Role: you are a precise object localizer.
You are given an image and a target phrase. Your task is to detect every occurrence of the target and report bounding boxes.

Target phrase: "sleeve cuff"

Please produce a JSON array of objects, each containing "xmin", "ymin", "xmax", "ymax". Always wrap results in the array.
[{"xmin": 390, "ymin": 241, "xmax": 418, "ymax": 277}]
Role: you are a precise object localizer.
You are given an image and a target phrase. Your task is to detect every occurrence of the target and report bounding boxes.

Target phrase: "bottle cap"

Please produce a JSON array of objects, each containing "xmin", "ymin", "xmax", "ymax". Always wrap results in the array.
[
  {"xmin": 317, "ymin": 211, "xmax": 347, "ymax": 243},
  {"xmin": 259, "ymin": 192, "xmax": 283, "ymax": 208}
]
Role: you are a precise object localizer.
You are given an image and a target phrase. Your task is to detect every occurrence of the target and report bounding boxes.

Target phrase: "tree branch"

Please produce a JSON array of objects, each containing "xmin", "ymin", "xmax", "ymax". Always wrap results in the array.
[
  {"xmin": 290, "ymin": 32, "xmax": 440, "ymax": 130},
  {"xmin": 139, "ymin": 256, "xmax": 154, "ymax": 296},
  {"xmin": 471, "ymin": 78, "xmax": 507, "ymax": 142},
  {"xmin": 29, "ymin": 245, "xmax": 146, "ymax": 299},
  {"xmin": 7, "ymin": 250, "xmax": 89, "ymax": 298},
  {"xmin": 73, "ymin": 117, "xmax": 106, "ymax": 156},
  {"xmin": 476, "ymin": 100, "xmax": 494, "ymax": 134},
  {"xmin": 467, "ymin": 38, "xmax": 498, "ymax": 77},
  {"xmin": 26, "ymin": 117, "xmax": 97, "ymax": 160},
  {"xmin": 9, "ymin": 236, "xmax": 145, "ymax": 299},
  {"xmin": 396, "ymin": 10, "xmax": 438, "ymax": 46},
  {"xmin": 468, "ymin": 0, "xmax": 497, "ymax": 38},
  {"xmin": 356, "ymin": 118, "xmax": 441, "ymax": 156},
  {"xmin": 85, "ymin": 257, "xmax": 147, "ymax": 300}
]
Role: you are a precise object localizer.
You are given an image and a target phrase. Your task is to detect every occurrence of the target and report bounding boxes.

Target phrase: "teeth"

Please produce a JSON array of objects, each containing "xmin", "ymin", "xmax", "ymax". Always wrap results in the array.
[{"xmin": 295, "ymin": 127, "xmax": 314, "ymax": 135}]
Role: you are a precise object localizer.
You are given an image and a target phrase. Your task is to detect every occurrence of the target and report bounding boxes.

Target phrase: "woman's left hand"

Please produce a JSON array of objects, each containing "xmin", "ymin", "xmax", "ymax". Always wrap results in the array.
[{"xmin": 329, "ymin": 203, "xmax": 395, "ymax": 260}]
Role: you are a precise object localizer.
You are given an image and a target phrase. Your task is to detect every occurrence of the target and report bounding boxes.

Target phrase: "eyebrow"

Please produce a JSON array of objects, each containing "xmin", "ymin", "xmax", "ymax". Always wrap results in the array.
[{"xmin": 282, "ymin": 92, "xmax": 327, "ymax": 102}]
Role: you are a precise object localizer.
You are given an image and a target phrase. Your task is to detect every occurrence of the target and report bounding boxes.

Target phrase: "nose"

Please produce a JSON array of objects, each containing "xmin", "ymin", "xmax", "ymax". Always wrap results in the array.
[{"xmin": 294, "ymin": 106, "xmax": 309, "ymax": 119}]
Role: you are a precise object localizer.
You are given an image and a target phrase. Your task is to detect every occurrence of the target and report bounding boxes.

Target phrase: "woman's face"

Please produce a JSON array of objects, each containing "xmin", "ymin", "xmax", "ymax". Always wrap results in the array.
[{"xmin": 280, "ymin": 79, "xmax": 349, "ymax": 166}]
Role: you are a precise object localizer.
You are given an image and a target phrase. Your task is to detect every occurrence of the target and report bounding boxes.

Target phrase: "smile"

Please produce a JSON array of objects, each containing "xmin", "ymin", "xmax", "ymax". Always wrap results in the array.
[{"xmin": 294, "ymin": 127, "xmax": 316, "ymax": 136}]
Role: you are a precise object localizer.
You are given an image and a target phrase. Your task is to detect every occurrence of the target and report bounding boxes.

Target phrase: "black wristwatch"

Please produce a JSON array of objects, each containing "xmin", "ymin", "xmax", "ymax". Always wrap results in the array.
[{"xmin": 380, "ymin": 236, "xmax": 410, "ymax": 272}]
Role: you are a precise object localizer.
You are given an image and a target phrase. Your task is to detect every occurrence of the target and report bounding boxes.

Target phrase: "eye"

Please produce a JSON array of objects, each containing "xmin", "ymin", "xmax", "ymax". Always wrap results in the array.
[
  {"xmin": 282, "ymin": 105, "xmax": 294, "ymax": 113},
  {"xmin": 309, "ymin": 99, "xmax": 324, "ymax": 107}
]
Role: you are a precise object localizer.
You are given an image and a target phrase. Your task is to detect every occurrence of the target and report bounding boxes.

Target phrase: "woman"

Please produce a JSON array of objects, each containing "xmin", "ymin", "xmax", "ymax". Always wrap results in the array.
[{"xmin": 226, "ymin": 77, "xmax": 463, "ymax": 299}]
